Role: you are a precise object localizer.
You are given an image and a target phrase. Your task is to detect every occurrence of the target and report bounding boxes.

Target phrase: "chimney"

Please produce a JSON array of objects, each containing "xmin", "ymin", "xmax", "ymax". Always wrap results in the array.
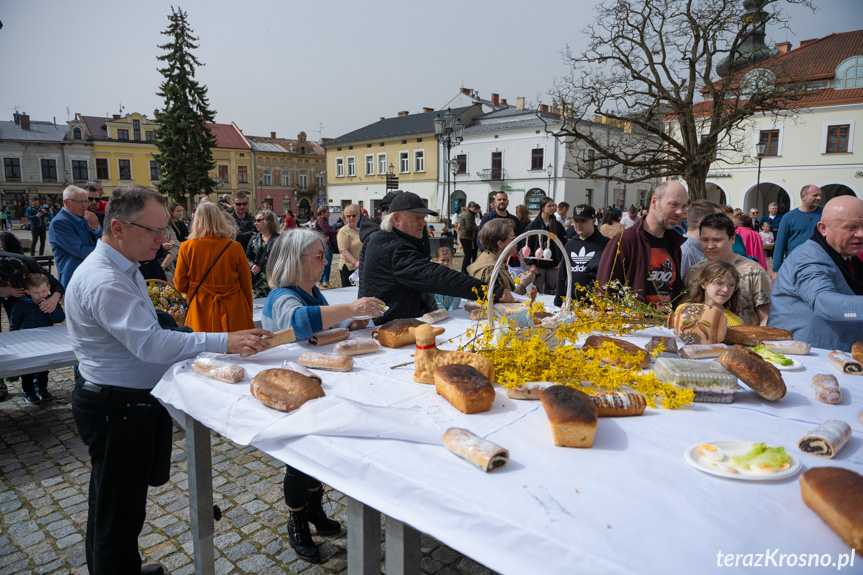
[
  {"xmin": 422, "ymin": 107, "xmax": 434, "ymax": 113},
  {"xmin": 398, "ymin": 111, "xmax": 409, "ymax": 117},
  {"xmin": 154, "ymin": 109, "xmax": 160, "ymax": 118},
  {"xmin": 491, "ymin": 93, "xmax": 500, "ymax": 105},
  {"xmin": 775, "ymin": 41, "xmax": 791, "ymax": 55},
  {"xmin": 380, "ymin": 117, "xmax": 385, "ymax": 121},
  {"xmin": 516, "ymin": 97, "xmax": 525, "ymax": 111},
  {"xmin": 270, "ymin": 131, "xmax": 276, "ymax": 139},
  {"xmin": 20, "ymin": 114, "xmax": 30, "ymax": 130},
  {"xmin": 112, "ymin": 114, "xmax": 121, "ymax": 119},
  {"xmin": 13, "ymin": 112, "xmax": 20, "ymax": 125},
  {"xmin": 500, "ymin": 98, "xmax": 507, "ymax": 106},
  {"xmin": 460, "ymin": 87, "xmax": 471, "ymax": 95},
  {"xmin": 539, "ymin": 104, "xmax": 549, "ymax": 113},
  {"xmin": 799, "ymin": 38, "xmax": 817, "ymax": 47}
]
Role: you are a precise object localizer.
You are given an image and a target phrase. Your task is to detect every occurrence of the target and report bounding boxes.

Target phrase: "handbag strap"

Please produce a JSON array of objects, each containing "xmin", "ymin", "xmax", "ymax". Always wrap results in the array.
[{"xmin": 187, "ymin": 239, "xmax": 233, "ymax": 304}]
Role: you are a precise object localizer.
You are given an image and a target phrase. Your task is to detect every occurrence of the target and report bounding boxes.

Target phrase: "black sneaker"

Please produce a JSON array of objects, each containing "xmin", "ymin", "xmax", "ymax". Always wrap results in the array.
[
  {"xmin": 22, "ymin": 391, "xmax": 41, "ymax": 403},
  {"xmin": 36, "ymin": 388, "xmax": 54, "ymax": 401}
]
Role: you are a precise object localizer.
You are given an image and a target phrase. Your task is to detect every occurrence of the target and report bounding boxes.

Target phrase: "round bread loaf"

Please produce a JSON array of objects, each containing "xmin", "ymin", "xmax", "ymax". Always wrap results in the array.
[
  {"xmin": 719, "ymin": 345, "xmax": 786, "ymax": 401},
  {"xmin": 250, "ymin": 368, "xmax": 325, "ymax": 412}
]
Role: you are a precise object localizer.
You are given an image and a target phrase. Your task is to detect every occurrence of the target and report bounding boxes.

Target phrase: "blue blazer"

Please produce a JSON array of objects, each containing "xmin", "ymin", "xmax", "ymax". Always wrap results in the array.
[
  {"xmin": 48, "ymin": 208, "xmax": 99, "ymax": 288},
  {"xmin": 768, "ymin": 239, "xmax": 863, "ymax": 352}
]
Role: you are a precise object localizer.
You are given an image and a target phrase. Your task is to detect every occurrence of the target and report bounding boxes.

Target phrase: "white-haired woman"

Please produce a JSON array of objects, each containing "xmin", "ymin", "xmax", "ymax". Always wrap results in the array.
[{"xmin": 261, "ymin": 228, "xmax": 384, "ymax": 563}]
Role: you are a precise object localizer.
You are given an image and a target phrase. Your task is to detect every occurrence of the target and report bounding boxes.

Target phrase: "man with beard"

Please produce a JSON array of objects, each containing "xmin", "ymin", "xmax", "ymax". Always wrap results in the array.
[
  {"xmin": 477, "ymin": 191, "xmax": 523, "ymax": 251},
  {"xmin": 771, "ymin": 184, "xmax": 822, "ymax": 277}
]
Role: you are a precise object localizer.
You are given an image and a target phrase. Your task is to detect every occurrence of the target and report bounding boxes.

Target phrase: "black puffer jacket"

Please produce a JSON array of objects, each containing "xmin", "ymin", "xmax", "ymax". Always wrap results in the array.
[{"xmin": 360, "ymin": 227, "xmax": 503, "ymax": 325}]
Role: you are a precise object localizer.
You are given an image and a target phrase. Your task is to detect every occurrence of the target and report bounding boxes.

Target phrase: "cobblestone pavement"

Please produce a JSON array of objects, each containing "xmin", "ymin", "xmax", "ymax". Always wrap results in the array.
[{"xmin": 0, "ymin": 367, "xmax": 495, "ymax": 575}]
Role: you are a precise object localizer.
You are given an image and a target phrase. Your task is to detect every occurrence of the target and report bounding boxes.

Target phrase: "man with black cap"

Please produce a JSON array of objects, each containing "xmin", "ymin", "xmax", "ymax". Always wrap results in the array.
[
  {"xmin": 360, "ymin": 191, "xmax": 514, "ymax": 324},
  {"xmin": 555, "ymin": 205, "xmax": 609, "ymax": 306}
]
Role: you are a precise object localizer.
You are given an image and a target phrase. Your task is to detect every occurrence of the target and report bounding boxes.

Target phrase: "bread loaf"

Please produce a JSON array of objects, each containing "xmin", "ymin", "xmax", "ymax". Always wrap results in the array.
[
  {"xmin": 722, "ymin": 325, "xmax": 792, "ymax": 346},
  {"xmin": 506, "ymin": 381, "xmax": 554, "ymax": 400},
  {"xmin": 239, "ymin": 328, "xmax": 296, "ymax": 358},
  {"xmin": 591, "ymin": 392, "xmax": 646, "ymax": 417},
  {"xmin": 828, "ymin": 350, "xmax": 863, "ymax": 375},
  {"xmin": 333, "ymin": 338, "xmax": 379, "ymax": 356},
  {"xmin": 372, "ymin": 318, "xmax": 423, "ymax": 348},
  {"xmin": 645, "ymin": 336, "xmax": 678, "ymax": 356},
  {"xmin": 420, "ymin": 309, "xmax": 449, "ymax": 324},
  {"xmin": 192, "ymin": 353, "xmax": 246, "ymax": 383},
  {"xmin": 679, "ymin": 343, "xmax": 727, "ymax": 359},
  {"xmin": 763, "ymin": 340, "xmax": 811, "ymax": 355},
  {"xmin": 250, "ymin": 369, "xmax": 325, "ymax": 412},
  {"xmin": 442, "ymin": 428, "xmax": 509, "ymax": 472},
  {"xmin": 719, "ymin": 345, "xmax": 786, "ymax": 401},
  {"xmin": 853, "ymin": 341, "xmax": 863, "ymax": 364},
  {"xmin": 280, "ymin": 361, "xmax": 322, "ymax": 384},
  {"xmin": 297, "ymin": 351, "xmax": 354, "ymax": 372},
  {"xmin": 798, "ymin": 420, "xmax": 852, "ymax": 459},
  {"xmin": 800, "ymin": 467, "xmax": 863, "ymax": 554},
  {"xmin": 433, "ymin": 365, "xmax": 495, "ymax": 414},
  {"xmin": 811, "ymin": 374, "xmax": 842, "ymax": 405},
  {"xmin": 582, "ymin": 335, "xmax": 651, "ymax": 369},
  {"xmin": 308, "ymin": 328, "xmax": 350, "ymax": 346},
  {"xmin": 540, "ymin": 386, "xmax": 598, "ymax": 448}
]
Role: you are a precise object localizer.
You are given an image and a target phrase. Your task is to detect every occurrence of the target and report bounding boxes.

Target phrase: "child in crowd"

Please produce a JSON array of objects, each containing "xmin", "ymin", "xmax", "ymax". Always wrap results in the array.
[
  {"xmin": 677, "ymin": 260, "xmax": 744, "ymax": 327},
  {"xmin": 432, "ymin": 247, "xmax": 461, "ymax": 310},
  {"xmin": 759, "ymin": 220, "xmax": 774, "ymax": 259},
  {"xmin": 10, "ymin": 273, "xmax": 65, "ymax": 403}
]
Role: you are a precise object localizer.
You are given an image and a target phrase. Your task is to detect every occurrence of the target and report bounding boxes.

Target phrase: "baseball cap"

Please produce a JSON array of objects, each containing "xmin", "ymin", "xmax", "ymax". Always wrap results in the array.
[
  {"xmin": 571, "ymin": 204, "xmax": 596, "ymax": 220},
  {"xmin": 379, "ymin": 192, "xmax": 398, "ymax": 213},
  {"xmin": 388, "ymin": 191, "xmax": 438, "ymax": 216}
]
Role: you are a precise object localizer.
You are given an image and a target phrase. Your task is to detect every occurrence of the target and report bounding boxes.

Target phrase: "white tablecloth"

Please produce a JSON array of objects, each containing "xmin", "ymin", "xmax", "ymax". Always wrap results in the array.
[
  {"xmin": 0, "ymin": 324, "xmax": 76, "ymax": 377},
  {"xmin": 154, "ymin": 302, "xmax": 863, "ymax": 575}
]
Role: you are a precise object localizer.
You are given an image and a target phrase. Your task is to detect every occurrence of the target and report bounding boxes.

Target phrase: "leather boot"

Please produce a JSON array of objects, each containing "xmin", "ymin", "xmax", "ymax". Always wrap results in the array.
[
  {"xmin": 306, "ymin": 488, "xmax": 342, "ymax": 536},
  {"xmin": 287, "ymin": 508, "xmax": 320, "ymax": 563}
]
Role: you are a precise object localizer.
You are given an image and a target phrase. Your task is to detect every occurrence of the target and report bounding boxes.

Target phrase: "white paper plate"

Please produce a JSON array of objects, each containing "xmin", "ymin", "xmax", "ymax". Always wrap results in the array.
[
  {"xmin": 684, "ymin": 440, "xmax": 801, "ymax": 481},
  {"xmin": 766, "ymin": 357, "xmax": 803, "ymax": 371}
]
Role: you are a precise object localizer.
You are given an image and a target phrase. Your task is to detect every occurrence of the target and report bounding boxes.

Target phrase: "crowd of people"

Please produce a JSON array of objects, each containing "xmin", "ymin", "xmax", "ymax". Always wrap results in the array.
[{"xmin": 2, "ymin": 179, "xmax": 863, "ymax": 574}]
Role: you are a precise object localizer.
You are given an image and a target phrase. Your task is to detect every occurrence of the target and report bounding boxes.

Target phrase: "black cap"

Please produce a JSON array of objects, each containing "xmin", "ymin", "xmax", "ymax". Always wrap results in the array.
[
  {"xmin": 388, "ymin": 191, "xmax": 438, "ymax": 216},
  {"xmin": 379, "ymin": 192, "xmax": 398, "ymax": 213},
  {"xmin": 571, "ymin": 204, "xmax": 596, "ymax": 220}
]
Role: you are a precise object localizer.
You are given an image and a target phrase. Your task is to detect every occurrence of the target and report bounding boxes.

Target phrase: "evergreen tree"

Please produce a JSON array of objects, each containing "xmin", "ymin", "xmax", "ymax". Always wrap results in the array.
[{"xmin": 153, "ymin": 6, "xmax": 217, "ymax": 204}]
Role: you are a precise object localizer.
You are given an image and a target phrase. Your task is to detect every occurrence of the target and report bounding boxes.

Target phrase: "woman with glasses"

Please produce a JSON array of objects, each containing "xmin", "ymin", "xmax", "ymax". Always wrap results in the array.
[
  {"xmin": 260, "ymin": 228, "xmax": 383, "ymax": 563},
  {"xmin": 175, "ymin": 202, "xmax": 254, "ymax": 332},
  {"xmin": 336, "ymin": 204, "xmax": 361, "ymax": 287},
  {"xmin": 246, "ymin": 210, "xmax": 279, "ymax": 297},
  {"xmin": 466, "ymin": 218, "xmax": 536, "ymax": 295}
]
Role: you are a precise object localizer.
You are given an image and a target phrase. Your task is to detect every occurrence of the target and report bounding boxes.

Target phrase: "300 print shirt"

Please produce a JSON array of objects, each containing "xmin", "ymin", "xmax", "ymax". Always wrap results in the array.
[{"xmin": 644, "ymin": 232, "xmax": 676, "ymax": 307}]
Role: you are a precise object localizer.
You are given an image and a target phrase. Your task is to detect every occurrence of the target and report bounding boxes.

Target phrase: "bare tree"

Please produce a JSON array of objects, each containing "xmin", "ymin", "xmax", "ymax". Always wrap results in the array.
[{"xmin": 551, "ymin": 0, "xmax": 814, "ymax": 200}]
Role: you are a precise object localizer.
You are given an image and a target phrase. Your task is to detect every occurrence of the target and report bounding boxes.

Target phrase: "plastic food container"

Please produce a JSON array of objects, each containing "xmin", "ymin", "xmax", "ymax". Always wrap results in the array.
[{"xmin": 654, "ymin": 358, "xmax": 739, "ymax": 403}]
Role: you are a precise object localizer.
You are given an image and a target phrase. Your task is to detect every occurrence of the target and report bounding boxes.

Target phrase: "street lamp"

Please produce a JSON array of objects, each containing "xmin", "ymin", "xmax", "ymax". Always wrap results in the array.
[
  {"xmin": 546, "ymin": 163, "xmax": 553, "ymax": 197},
  {"xmin": 754, "ymin": 142, "xmax": 767, "ymax": 214},
  {"xmin": 433, "ymin": 108, "xmax": 464, "ymax": 218}
]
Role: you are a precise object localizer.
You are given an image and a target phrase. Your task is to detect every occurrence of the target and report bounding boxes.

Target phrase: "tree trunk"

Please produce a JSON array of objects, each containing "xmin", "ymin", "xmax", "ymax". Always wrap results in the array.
[{"xmin": 684, "ymin": 163, "xmax": 710, "ymax": 201}]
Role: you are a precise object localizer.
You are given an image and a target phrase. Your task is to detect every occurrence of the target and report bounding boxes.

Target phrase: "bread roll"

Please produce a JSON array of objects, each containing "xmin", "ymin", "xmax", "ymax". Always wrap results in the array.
[
  {"xmin": 853, "ymin": 341, "xmax": 863, "ymax": 364},
  {"xmin": 192, "ymin": 353, "xmax": 246, "ymax": 383},
  {"xmin": 372, "ymin": 318, "xmax": 423, "ymax": 348},
  {"xmin": 828, "ymin": 350, "xmax": 863, "ymax": 375},
  {"xmin": 645, "ymin": 336, "xmax": 678, "ymax": 356},
  {"xmin": 506, "ymin": 381, "xmax": 554, "ymax": 400},
  {"xmin": 798, "ymin": 420, "xmax": 852, "ymax": 459},
  {"xmin": 442, "ymin": 428, "xmax": 509, "ymax": 472},
  {"xmin": 723, "ymin": 325, "xmax": 792, "ymax": 346},
  {"xmin": 762, "ymin": 340, "xmax": 811, "ymax": 355},
  {"xmin": 582, "ymin": 335, "xmax": 651, "ymax": 369},
  {"xmin": 463, "ymin": 301, "xmax": 481, "ymax": 313},
  {"xmin": 250, "ymin": 368, "xmax": 325, "ymax": 412},
  {"xmin": 239, "ymin": 328, "xmax": 296, "ymax": 358},
  {"xmin": 540, "ymin": 386, "xmax": 598, "ymax": 448},
  {"xmin": 334, "ymin": 338, "xmax": 379, "ymax": 356},
  {"xmin": 591, "ymin": 392, "xmax": 646, "ymax": 417},
  {"xmin": 719, "ymin": 345, "xmax": 786, "ymax": 401},
  {"xmin": 420, "ymin": 309, "xmax": 449, "ymax": 324},
  {"xmin": 433, "ymin": 365, "xmax": 495, "ymax": 414},
  {"xmin": 298, "ymin": 351, "xmax": 354, "ymax": 372},
  {"xmin": 799, "ymin": 467, "xmax": 863, "ymax": 554},
  {"xmin": 679, "ymin": 343, "xmax": 727, "ymax": 359},
  {"xmin": 811, "ymin": 374, "xmax": 841, "ymax": 405},
  {"xmin": 280, "ymin": 361, "xmax": 322, "ymax": 384},
  {"xmin": 308, "ymin": 328, "xmax": 350, "ymax": 346}
]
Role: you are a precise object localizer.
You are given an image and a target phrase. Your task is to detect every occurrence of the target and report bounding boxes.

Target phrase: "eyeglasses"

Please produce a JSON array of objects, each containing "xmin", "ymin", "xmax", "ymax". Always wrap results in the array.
[
  {"xmin": 709, "ymin": 279, "xmax": 737, "ymax": 291},
  {"xmin": 344, "ymin": 214, "xmax": 358, "ymax": 218},
  {"xmin": 234, "ymin": 202, "xmax": 248, "ymax": 206},
  {"xmin": 88, "ymin": 197, "xmax": 100, "ymax": 203},
  {"xmin": 122, "ymin": 220, "xmax": 168, "ymax": 237},
  {"xmin": 254, "ymin": 218, "xmax": 265, "ymax": 222},
  {"xmin": 68, "ymin": 199, "xmax": 89, "ymax": 205},
  {"xmin": 304, "ymin": 251, "xmax": 327, "ymax": 263}
]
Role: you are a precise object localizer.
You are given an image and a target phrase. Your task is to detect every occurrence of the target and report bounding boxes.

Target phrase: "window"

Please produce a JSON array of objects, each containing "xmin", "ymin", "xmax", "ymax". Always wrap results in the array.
[
  {"xmin": 347, "ymin": 156, "xmax": 356, "ymax": 177},
  {"xmin": 299, "ymin": 171, "xmax": 308, "ymax": 188},
  {"xmin": 827, "ymin": 124, "xmax": 850, "ymax": 153},
  {"xmin": 145, "ymin": 131, "xmax": 155, "ymax": 142},
  {"xmin": 4, "ymin": 158, "xmax": 21, "ymax": 180},
  {"xmin": 758, "ymin": 129, "xmax": 780, "ymax": 156},
  {"xmin": 531, "ymin": 148, "xmax": 544, "ymax": 170},
  {"xmin": 263, "ymin": 169, "xmax": 272, "ymax": 186},
  {"xmin": 238, "ymin": 165, "xmax": 248, "ymax": 183},
  {"xmin": 585, "ymin": 189, "xmax": 593, "ymax": 207},
  {"xmin": 149, "ymin": 160, "xmax": 160, "ymax": 181},
  {"xmin": 336, "ymin": 158, "xmax": 344, "ymax": 177},
  {"xmin": 835, "ymin": 56, "xmax": 863, "ymax": 90},
  {"xmin": 638, "ymin": 189, "xmax": 647, "ymax": 207},
  {"xmin": 399, "ymin": 151, "xmax": 409, "ymax": 173},
  {"xmin": 414, "ymin": 150, "xmax": 425, "ymax": 172},
  {"xmin": 117, "ymin": 129, "xmax": 129, "ymax": 141},
  {"xmin": 72, "ymin": 160, "xmax": 88, "ymax": 181},
  {"xmin": 587, "ymin": 150, "xmax": 596, "ymax": 173},
  {"xmin": 118, "ymin": 159, "xmax": 131, "ymax": 180},
  {"xmin": 456, "ymin": 154, "xmax": 467, "ymax": 174},
  {"xmin": 96, "ymin": 158, "xmax": 109, "ymax": 180},
  {"xmin": 317, "ymin": 171, "xmax": 324, "ymax": 188},
  {"xmin": 72, "ymin": 127, "xmax": 82, "ymax": 139},
  {"xmin": 40, "ymin": 159, "xmax": 57, "ymax": 181},
  {"xmin": 218, "ymin": 165, "xmax": 229, "ymax": 183},
  {"xmin": 700, "ymin": 133, "xmax": 720, "ymax": 160},
  {"xmin": 133, "ymin": 120, "xmax": 141, "ymax": 141},
  {"xmin": 491, "ymin": 152, "xmax": 502, "ymax": 180},
  {"xmin": 282, "ymin": 171, "xmax": 290, "ymax": 186},
  {"xmin": 377, "ymin": 153, "xmax": 387, "ymax": 175},
  {"xmin": 365, "ymin": 154, "xmax": 375, "ymax": 175}
]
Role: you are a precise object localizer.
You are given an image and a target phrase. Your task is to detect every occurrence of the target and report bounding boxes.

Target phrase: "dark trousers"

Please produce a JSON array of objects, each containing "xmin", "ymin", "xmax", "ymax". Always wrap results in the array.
[
  {"xmin": 30, "ymin": 225, "xmax": 46, "ymax": 256},
  {"xmin": 283, "ymin": 465, "xmax": 322, "ymax": 509},
  {"xmin": 71, "ymin": 377, "xmax": 172, "ymax": 575},
  {"xmin": 320, "ymin": 245, "xmax": 333, "ymax": 283},
  {"xmin": 339, "ymin": 265, "xmax": 353, "ymax": 288},
  {"xmin": 21, "ymin": 371, "xmax": 48, "ymax": 394},
  {"xmin": 460, "ymin": 238, "xmax": 477, "ymax": 272}
]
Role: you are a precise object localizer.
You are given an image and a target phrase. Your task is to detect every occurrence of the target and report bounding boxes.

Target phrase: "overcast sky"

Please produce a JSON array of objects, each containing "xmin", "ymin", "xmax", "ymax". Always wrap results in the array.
[{"xmin": 1, "ymin": 0, "xmax": 860, "ymax": 140}]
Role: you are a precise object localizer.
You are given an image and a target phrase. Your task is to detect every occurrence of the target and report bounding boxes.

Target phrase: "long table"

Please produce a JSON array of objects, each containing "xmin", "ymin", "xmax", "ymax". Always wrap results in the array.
[
  {"xmin": 154, "ymin": 292, "xmax": 863, "ymax": 574},
  {"xmin": 0, "ymin": 324, "xmax": 75, "ymax": 378}
]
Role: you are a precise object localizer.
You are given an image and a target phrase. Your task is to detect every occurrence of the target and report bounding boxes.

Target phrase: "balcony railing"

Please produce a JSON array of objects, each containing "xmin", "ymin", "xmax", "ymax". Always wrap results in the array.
[{"xmin": 476, "ymin": 168, "xmax": 506, "ymax": 181}]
